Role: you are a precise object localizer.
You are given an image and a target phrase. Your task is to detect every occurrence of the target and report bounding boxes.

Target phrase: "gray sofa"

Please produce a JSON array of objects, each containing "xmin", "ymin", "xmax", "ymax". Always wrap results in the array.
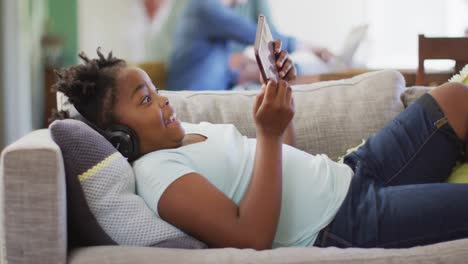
[{"xmin": 2, "ymin": 70, "xmax": 468, "ymax": 264}]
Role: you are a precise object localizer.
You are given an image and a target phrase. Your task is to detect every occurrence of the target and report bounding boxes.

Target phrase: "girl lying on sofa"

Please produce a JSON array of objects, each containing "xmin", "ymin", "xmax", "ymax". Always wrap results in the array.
[{"xmin": 52, "ymin": 41, "xmax": 468, "ymax": 250}]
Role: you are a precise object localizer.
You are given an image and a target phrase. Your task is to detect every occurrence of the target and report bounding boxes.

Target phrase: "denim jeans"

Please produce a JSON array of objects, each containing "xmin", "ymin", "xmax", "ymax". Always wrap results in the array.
[{"xmin": 314, "ymin": 93, "xmax": 467, "ymax": 248}]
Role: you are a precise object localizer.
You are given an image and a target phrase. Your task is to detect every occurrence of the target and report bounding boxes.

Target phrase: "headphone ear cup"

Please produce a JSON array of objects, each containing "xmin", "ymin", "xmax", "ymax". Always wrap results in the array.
[{"xmin": 106, "ymin": 125, "xmax": 139, "ymax": 160}]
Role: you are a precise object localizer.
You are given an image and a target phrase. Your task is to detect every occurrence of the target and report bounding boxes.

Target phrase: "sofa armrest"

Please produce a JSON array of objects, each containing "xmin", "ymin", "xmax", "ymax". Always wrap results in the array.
[{"xmin": 1, "ymin": 129, "xmax": 67, "ymax": 264}]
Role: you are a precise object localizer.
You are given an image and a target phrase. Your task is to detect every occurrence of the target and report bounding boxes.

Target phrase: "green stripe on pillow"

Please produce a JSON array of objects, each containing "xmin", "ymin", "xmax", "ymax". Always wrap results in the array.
[{"xmin": 78, "ymin": 152, "xmax": 121, "ymax": 182}]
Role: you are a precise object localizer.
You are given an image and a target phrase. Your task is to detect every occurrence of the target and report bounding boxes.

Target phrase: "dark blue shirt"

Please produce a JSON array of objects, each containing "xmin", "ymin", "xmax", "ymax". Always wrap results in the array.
[{"xmin": 167, "ymin": 0, "xmax": 296, "ymax": 91}]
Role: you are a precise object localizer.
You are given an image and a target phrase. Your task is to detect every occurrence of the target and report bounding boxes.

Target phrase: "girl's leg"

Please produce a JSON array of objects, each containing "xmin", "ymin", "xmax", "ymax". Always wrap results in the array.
[
  {"xmin": 430, "ymin": 82, "xmax": 468, "ymax": 143},
  {"xmin": 429, "ymin": 82, "xmax": 468, "ymax": 161},
  {"xmin": 344, "ymin": 82, "xmax": 467, "ymax": 186},
  {"xmin": 317, "ymin": 182, "xmax": 468, "ymax": 248}
]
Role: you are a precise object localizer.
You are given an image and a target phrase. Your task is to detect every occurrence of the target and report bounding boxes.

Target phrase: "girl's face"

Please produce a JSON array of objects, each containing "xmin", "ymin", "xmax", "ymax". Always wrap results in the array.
[{"xmin": 113, "ymin": 67, "xmax": 185, "ymax": 156}]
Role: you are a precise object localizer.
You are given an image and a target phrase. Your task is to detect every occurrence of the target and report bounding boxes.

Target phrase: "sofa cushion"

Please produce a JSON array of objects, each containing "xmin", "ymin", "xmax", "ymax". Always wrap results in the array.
[
  {"xmin": 400, "ymin": 86, "xmax": 432, "ymax": 108},
  {"xmin": 49, "ymin": 119, "xmax": 206, "ymax": 249},
  {"xmin": 161, "ymin": 70, "xmax": 406, "ymax": 160},
  {"xmin": 68, "ymin": 238, "xmax": 468, "ymax": 264}
]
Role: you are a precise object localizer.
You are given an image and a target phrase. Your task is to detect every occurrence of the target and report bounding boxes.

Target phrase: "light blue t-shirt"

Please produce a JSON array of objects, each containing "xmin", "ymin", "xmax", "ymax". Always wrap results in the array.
[{"xmin": 133, "ymin": 122, "xmax": 353, "ymax": 247}]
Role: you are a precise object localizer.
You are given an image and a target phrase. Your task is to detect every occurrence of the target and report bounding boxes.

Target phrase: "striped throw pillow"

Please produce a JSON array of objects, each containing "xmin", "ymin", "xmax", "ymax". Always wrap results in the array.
[{"xmin": 50, "ymin": 119, "xmax": 206, "ymax": 249}]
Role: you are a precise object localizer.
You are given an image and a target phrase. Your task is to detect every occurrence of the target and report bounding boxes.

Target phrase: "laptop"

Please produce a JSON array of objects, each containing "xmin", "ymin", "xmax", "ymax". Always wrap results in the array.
[
  {"xmin": 331, "ymin": 24, "xmax": 369, "ymax": 70},
  {"xmin": 290, "ymin": 24, "xmax": 369, "ymax": 74}
]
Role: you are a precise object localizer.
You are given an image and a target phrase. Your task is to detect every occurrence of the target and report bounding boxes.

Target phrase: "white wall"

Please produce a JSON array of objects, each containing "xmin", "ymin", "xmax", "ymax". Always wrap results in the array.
[
  {"xmin": 269, "ymin": 0, "xmax": 468, "ymax": 69},
  {"xmin": 446, "ymin": 0, "xmax": 468, "ymax": 36},
  {"xmin": 78, "ymin": 0, "xmax": 149, "ymax": 62},
  {"xmin": 365, "ymin": 0, "xmax": 449, "ymax": 68},
  {"xmin": 269, "ymin": 0, "xmax": 368, "ymax": 53}
]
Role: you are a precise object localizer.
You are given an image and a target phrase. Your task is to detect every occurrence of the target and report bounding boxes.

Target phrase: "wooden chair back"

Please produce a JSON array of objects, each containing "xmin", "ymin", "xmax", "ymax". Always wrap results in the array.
[{"xmin": 416, "ymin": 34, "xmax": 468, "ymax": 85}]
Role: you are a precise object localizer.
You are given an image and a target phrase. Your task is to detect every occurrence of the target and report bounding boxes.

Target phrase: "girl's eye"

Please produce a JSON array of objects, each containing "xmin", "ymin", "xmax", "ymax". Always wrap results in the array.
[{"xmin": 141, "ymin": 95, "xmax": 152, "ymax": 104}]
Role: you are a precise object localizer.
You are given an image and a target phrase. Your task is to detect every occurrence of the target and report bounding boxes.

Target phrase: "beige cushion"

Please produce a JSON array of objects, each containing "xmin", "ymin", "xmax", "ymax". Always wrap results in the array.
[
  {"xmin": 68, "ymin": 238, "xmax": 468, "ymax": 264},
  {"xmin": 162, "ymin": 70, "xmax": 405, "ymax": 161}
]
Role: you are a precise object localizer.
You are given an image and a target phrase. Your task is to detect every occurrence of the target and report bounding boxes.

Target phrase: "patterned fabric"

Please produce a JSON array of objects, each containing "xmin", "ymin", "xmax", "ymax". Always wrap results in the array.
[{"xmin": 49, "ymin": 119, "xmax": 206, "ymax": 249}]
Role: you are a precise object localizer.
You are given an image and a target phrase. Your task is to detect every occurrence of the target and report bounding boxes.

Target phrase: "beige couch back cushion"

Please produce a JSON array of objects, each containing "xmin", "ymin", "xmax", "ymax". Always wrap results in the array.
[{"xmin": 161, "ymin": 70, "xmax": 405, "ymax": 160}]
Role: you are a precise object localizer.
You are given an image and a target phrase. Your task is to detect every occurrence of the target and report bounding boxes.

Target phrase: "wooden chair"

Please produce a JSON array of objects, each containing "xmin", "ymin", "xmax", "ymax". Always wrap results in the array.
[{"xmin": 416, "ymin": 34, "xmax": 468, "ymax": 85}]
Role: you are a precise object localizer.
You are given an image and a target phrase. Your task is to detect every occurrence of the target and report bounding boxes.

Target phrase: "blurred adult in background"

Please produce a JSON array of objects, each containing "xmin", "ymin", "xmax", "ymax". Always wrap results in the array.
[
  {"xmin": 143, "ymin": 0, "xmax": 165, "ymax": 20},
  {"xmin": 142, "ymin": 0, "xmax": 309, "ymax": 64},
  {"xmin": 143, "ymin": 0, "xmax": 190, "ymax": 63},
  {"xmin": 166, "ymin": 0, "xmax": 333, "ymax": 91}
]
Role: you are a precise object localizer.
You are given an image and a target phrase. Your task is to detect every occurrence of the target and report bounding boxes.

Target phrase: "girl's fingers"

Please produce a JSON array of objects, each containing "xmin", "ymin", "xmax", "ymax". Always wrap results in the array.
[
  {"xmin": 254, "ymin": 89, "xmax": 265, "ymax": 114},
  {"xmin": 276, "ymin": 50, "xmax": 288, "ymax": 68},
  {"xmin": 279, "ymin": 59, "xmax": 293, "ymax": 78},
  {"xmin": 284, "ymin": 62, "xmax": 297, "ymax": 81},
  {"xmin": 273, "ymin": 39, "xmax": 282, "ymax": 54},
  {"xmin": 264, "ymin": 80, "xmax": 278, "ymax": 103},
  {"xmin": 276, "ymin": 80, "xmax": 288, "ymax": 105}
]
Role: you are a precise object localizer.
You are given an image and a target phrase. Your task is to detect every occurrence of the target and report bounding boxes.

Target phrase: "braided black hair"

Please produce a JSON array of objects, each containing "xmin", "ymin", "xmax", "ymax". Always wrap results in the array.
[{"xmin": 51, "ymin": 48, "xmax": 126, "ymax": 129}]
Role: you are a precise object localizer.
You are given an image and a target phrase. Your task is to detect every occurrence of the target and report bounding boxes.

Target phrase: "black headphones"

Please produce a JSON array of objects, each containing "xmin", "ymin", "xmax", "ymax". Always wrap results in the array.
[
  {"xmin": 74, "ymin": 115, "xmax": 140, "ymax": 161},
  {"xmin": 105, "ymin": 124, "xmax": 140, "ymax": 161}
]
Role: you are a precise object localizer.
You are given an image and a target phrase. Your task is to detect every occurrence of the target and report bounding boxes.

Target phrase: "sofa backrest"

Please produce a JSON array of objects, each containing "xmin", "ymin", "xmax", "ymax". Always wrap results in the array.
[
  {"xmin": 161, "ymin": 70, "xmax": 405, "ymax": 160},
  {"xmin": 56, "ymin": 69, "xmax": 405, "ymax": 160}
]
